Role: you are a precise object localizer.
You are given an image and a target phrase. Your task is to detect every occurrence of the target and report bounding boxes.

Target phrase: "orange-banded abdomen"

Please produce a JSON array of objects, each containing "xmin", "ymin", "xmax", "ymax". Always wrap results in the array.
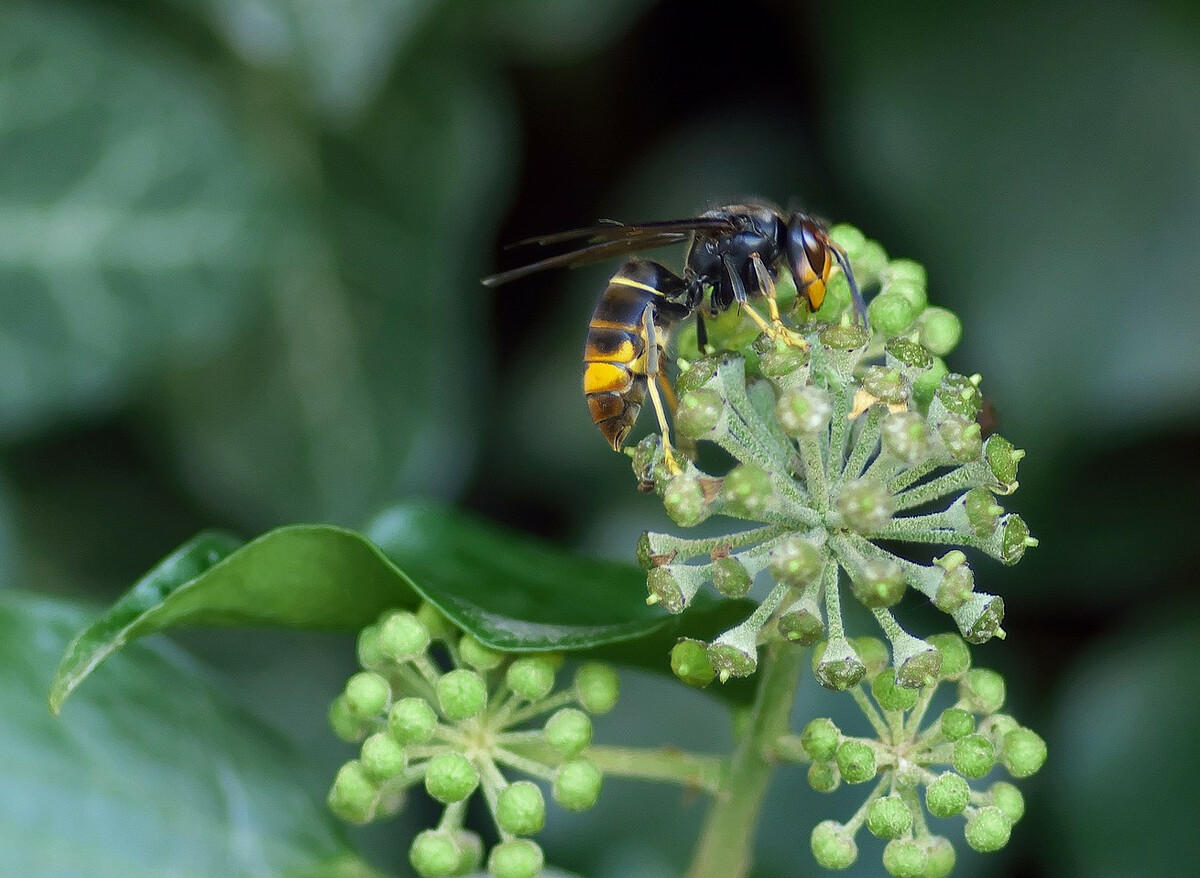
[{"xmin": 583, "ymin": 259, "xmax": 689, "ymax": 450}]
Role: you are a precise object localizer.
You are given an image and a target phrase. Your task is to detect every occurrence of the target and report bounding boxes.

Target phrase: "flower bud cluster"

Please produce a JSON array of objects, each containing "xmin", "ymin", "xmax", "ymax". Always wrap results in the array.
[
  {"xmin": 780, "ymin": 634, "xmax": 1046, "ymax": 874},
  {"xmin": 328, "ymin": 604, "xmax": 618, "ymax": 878},
  {"xmin": 633, "ymin": 227, "xmax": 1035, "ymax": 687}
]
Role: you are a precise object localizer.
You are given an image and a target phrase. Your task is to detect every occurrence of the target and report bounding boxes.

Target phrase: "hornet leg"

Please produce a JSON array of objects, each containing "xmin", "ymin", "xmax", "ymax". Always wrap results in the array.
[{"xmin": 643, "ymin": 308, "xmax": 683, "ymax": 476}]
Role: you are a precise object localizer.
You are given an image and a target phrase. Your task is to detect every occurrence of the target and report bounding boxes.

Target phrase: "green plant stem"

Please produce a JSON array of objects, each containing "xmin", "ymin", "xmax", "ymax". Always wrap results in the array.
[
  {"xmin": 588, "ymin": 746, "xmax": 726, "ymax": 794},
  {"xmin": 685, "ymin": 641, "xmax": 805, "ymax": 878}
]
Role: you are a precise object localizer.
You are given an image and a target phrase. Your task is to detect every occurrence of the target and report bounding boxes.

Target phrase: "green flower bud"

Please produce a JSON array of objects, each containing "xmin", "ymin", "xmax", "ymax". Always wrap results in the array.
[
  {"xmin": 671, "ymin": 639, "xmax": 717, "ymax": 688},
  {"xmin": 882, "ymin": 839, "xmax": 928, "ymax": 878},
  {"xmin": 932, "ymin": 552, "xmax": 975, "ymax": 613},
  {"xmin": 893, "ymin": 633, "xmax": 944, "ymax": 689},
  {"xmin": 1000, "ymin": 514, "xmax": 1035, "ymax": 565},
  {"xmin": 646, "ymin": 564, "xmax": 703, "ymax": 614},
  {"xmin": 328, "ymin": 760, "xmax": 377, "ymax": 824},
  {"xmin": 881, "ymin": 411, "xmax": 931, "ymax": 465},
  {"xmin": 707, "ymin": 640, "xmax": 758, "ymax": 680},
  {"xmin": 553, "ymin": 758, "xmax": 603, "ymax": 811},
  {"xmin": 869, "ymin": 291, "xmax": 918, "ymax": 336},
  {"xmin": 488, "ymin": 839, "xmax": 545, "ymax": 878},
  {"xmin": 851, "ymin": 635, "xmax": 890, "ymax": 680},
  {"xmin": 769, "ymin": 537, "xmax": 824, "ymax": 589},
  {"xmin": 458, "ymin": 635, "xmax": 504, "ymax": 671},
  {"xmin": 360, "ymin": 732, "xmax": 407, "ymax": 782},
  {"xmin": 919, "ymin": 307, "xmax": 962, "ymax": 356},
  {"xmin": 712, "ymin": 555, "xmax": 753, "ymax": 597},
  {"xmin": 676, "ymin": 388, "xmax": 726, "ymax": 439},
  {"xmin": 862, "ymin": 366, "xmax": 910, "ymax": 406},
  {"xmin": 926, "ymin": 770, "xmax": 971, "ymax": 817},
  {"xmin": 388, "ymin": 697, "xmax": 437, "ymax": 745},
  {"xmin": 329, "ymin": 694, "xmax": 369, "ymax": 743},
  {"xmin": 959, "ymin": 668, "xmax": 1006, "ymax": 714},
  {"xmin": 922, "ymin": 836, "xmax": 956, "ymax": 878},
  {"xmin": 409, "ymin": 829, "xmax": 460, "ymax": 878},
  {"xmin": 344, "ymin": 671, "xmax": 390, "ymax": 719},
  {"xmin": 989, "ymin": 781, "xmax": 1026, "ymax": 823},
  {"xmin": 416, "ymin": 602, "xmax": 457, "ymax": 641},
  {"xmin": 953, "ymin": 593, "xmax": 1006, "ymax": 644},
  {"xmin": 885, "ymin": 336, "xmax": 934, "ymax": 372},
  {"xmin": 928, "ymin": 632, "xmax": 972, "ymax": 680},
  {"xmin": 1002, "ymin": 727, "xmax": 1048, "ymax": 778},
  {"xmin": 811, "ymin": 820, "xmax": 859, "ymax": 870},
  {"xmin": 506, "ymin": 656, "xmax": 557, "ymax": 701},
  {"xmin": 776, "ymin": 385, "xmax": 833, "ymax": 437},
  {"xmin": 377, "ymin": 610, "xmax": 431, "ymax": 663},
  {"xmin": 887, "ymin": 276, "xmax": 929, "ymax": 313},
  {"xmin": 964, "ymin": 806, "xmax": 1012, "ymax": 852},
  {"xmin": 938, "ymin": 414, "xmax": 983, "ymax": 463},
  {"xmin": 850, "ymin": 557, "xmax": 906, "ymax": 608},
  {"xmin": 813, "ymin": 638, "xmax": 867, "ymax": 690},
  {"xmin": 854, "ymin": 240, "xmax": 889, "ymax": 287},
  {"xmin": 830, "ymin": 224, "xmax": 867, "ymax": 257},
  {"xmin": 911, "ymin": 357, "xmax": 949, "ymax": 410},
  {"xmin": 953, "ymin": 734, "xmax": 997, "ymax": 779},
  {"xmin": 940, "ymin": 707, "xmax": 975, "ymax": 741},
  {"xmin": 885, "ymin": 258, "xmax": 926, "ymax": 288},
  {"xmin": 985, "ymin": 434, "xmax": 1023, "ymax": 486},
  {"xmin": 631, "ymin": 433, "xmax": 663, "ymax": 482},
  {"xmin": 575, "ymin": 662, "xmax": 620, "ymax": 714},
  {"xmin": 675, "ymin": 356, "xmax": 720, "ymax": 395},
  {"xmin": 985, "ymin": 713, "xmax": 1021, "ymax": 740},
  {"xmin": 964, "ymin": 487, "xmax": 1003, "ymax": 537},
  {"xmin": 800, "ymin": 717, "xmax": 841, "ymax": 762},
  {"xmin": 836, "ymin": 739, "xmax": 878, "ymax": 784},
  {"xmin": 452, "ymin": 831, "xmax": 483, "ymax": 874},
  {"xmin": 867, "ymin": 795, "xmax": 913, "ymax": 839},
  {"xmin": 663, "ymin": 471, "xmax": 713, "ymax": 527},
  {"xmin": 777, "ymin": 595, "xmax": 825, "ymax": 645},
  {"xmin": 760, "ymin": 344, "xmax": 810, "ymax": 382},
  {"xmin": 836, "ymin": 478, "xmax": 895, "ymax": 534},
  {"xmin": 544, "ymin": 708, "xmax": 593, "ymax": 757},
  {"xmin": 808, "ymin": 761, "xmax": 841, "ymax": 793},
  {"xmin": 436, "ymin": 669, "xmax": 488, "ymax": 721},
  {"xmin": 720, "ymin": 462, "xmax": 776, "ymax": 517},
  {"xmin": 872, "ymin": 668, "xmax": 919, "ymax": 712},
  {"xmin": 497, "ymin": 780, "xmax": 546, "ymax": 837},
  {"xmin": 356, "ymin": 624, "xmax": 384, "ymax": 669},
  {"xmin": 425, "ymin": 752, "xmax": 479, "ymax": 804},
  {"xmin": 934, "ymin": 374, "xmax": 983, "ymax": 420}
]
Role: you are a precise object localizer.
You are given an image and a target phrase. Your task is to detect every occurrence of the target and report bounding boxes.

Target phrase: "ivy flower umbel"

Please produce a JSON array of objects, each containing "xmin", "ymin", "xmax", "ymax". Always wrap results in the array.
[
  {"xmin": 634, "ymin": 226, "xmax": 1036, "ymax": 687},
  {"xmin": 328, "ymin": 605, "xmax": 618, "ymax": 878}
]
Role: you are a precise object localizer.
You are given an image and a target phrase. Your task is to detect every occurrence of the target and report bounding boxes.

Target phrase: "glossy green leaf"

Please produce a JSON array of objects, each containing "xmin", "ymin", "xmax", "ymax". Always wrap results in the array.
[
  {"xmin": 51, "ymin": 500, "xmax": 755, "ymax": 711},
  {"xmin": 0, "ymin": 2, "xmax": 266, "ymax": 439},
  {"xmin": 1, "ymin": 590, "xmax": 382, "ymax": 878}
]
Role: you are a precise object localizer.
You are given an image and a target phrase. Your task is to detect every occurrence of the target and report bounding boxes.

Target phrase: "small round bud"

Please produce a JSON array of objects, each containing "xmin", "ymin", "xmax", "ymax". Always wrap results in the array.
[
  {"xmin": 425, "ymin": 752, "xmax": 479, "ymax": 804},
  {"xmin": 867, "ymin": 795, "xmax": 913, "ymax": 839},
  {"xmin": 328, "ymin": 761, "xmax": 377, "ymax": 824},
  {"xmin": 986, "ymin": 713, "xmax": 1021, "ymax": 739},
  {"xmin": 553, "ymin": 758, "xmax": 603, "ymax": 811},
  {"xmin": 836, "ymin": 478, "xmax": 895, "ymax": 534},
  {"xmin": 768, "ymin": 536, "xmax": 824, "ymax": 588},
  {"xmin": 807, "ymin": 761, "xmax": 840, "ymax": 793},
  {"xmin": 954, "ymin": 593, "xmax": 1006, "ymax": 644},
  {"xmin": 989, "ymin": 781, "xmax": 1026, "ymax": 823},
  {"xmin": 388, "ymin": 697, "xmax": 437, "ymax": 745},
  {"xmin": 676, "ymin": 388, "xmax": 725, "ymax": 439},
  {"xmin": 985, "ymin": 434, "xmax": 1022, "ymax": 485},
  {"xmin": 964, "ymin": 805, "xmax": 1012, "ymax": 852},
  {"xmin": 885, "ymin": 336, "xmax": 934, "ymax": 371},
  {"xmin": 926, "ymin": 770, "xmax": 971, "ymax": 817},
  {"xmin": 813, "ymin": 639, "xmax": 867, "ymax": 690},
  {"xmin": 851, "ymin": 636, "xmax": 890, "ymax": 680},
  {"xmin": 712, "ymin": 555, "xmax": 753, "ymax": 598},
  {"xmin": 919, "ymin": 307, "xmax": 962, "ymax": 356},
  {"xmin": 882, "ymin": 839, "xmax": 928, "ymax": 878},
  {"xmin": 850, "ymin": 557, "xmax": 906, "ymax": 609},
  {"xmin": 895, "ymin": 638, "xmax": 943, "ymax": 689},
  {"xmin": 415, "ymin": 602, "xmax": 457, "ymax": 641},
  {"xmin": 760, "ymin": 344, "xmax": 810, "ymax": 379},
  {"xmin": 497, "ymin": 780, "xmax": 546, "ymax": 836},
  {"xmin": 862, "ymin": 366, "xmax": 910, "ymax": 405},
  {"xmin": 720, "ymin": 463, "xmax": 775, "ymax": 517},
  {"xmin": 886, "ymin": 258, "xmax": 926, "ymax": 289},
  {"xmin": 437, "ymin": 669, "xmax": 488, "ymax": 721},
  {"xmin": 574, "ymin": 662, "xmax": 620, "ymax": 714},
  {"xmin": 544, "ymin": 708, "xmax": 593, "ymax": 757},
  {"xmin": 377, "ymin": 611, "xmax": 431, "ymax": 663},
  {"xmin": 356, "ymin": 625, "xmax": 384, "ymax": 669},
  {"xmin": 777, "ymin": 600, "xmax": 825, "ymax": 645},
  {"xmin": 940, "ymin": 707, "xmax": 975, "ymax": 741},
  {"xmin": 811, "ymin": 820, "xmax": 858, "ymax": 870},
  {"xmin": 836, "ymin": 740, "xmax": 877, "ymax": 784},
  {"xmin": 932, "ymin": 552, "xmax": 975, "ymax": 613},
  {"xmin": 938, "ymin": 415, "xmax": 983, "ymax": 463},
  {"xmin": 458, "ymin": 635, "xmax": 504, "ymax": 671},
  {"xmin": 964, "ymin": 488, "xmax": 1002, "ymax": 537},
  {"xmin": 646, "ymin": 565, "xmax": 697, "ymax": 614},
  {"xmin": 671, "ymin": 639, "xmax": 717, "ymax": 687},
  {"xmin": 776, "ymin": 385, "xmax": 833, "ymax": 437},
  {"xmin": 871, "ymin": 668, "xmax": 919, "ymax": 712},
  {"xmin": 868, "ymin": 291, "xmax": 918, "ymax": 336},
  {"xmin": 959, "ymin": 668, "xmax": 1006, "ymax": 714},
  {"xmin": 800, "ymin": 717, "xmax": 841, "ymax": 761},
  {"xmin": 409, "ymin": 829, "xmax": 460, "ymax": 878},
  {"xmin": 329, "ymin": 695, "xmax": 369, "ymax": 743},
  {"xmin": 881, "ymin": 412, "xmax": 931, "ymax": 465},
  {"xmin": 953, "ymin": 734, "xmax": 997, "ymax": 779},
  {"xmin": 934, "ymin": 373, "xmax": 983, "ymax": 420},
  {"xmin": 853, "ymin": 240, "xmax": 889, "ymax": 287},
  {"xmin": 344, "ymin": 671, "xmax": 390, "ymax": 719},
  {"xmin": 928, "ymin": 632, "xmax": 971, "ymax": 680},
  {"xmin": 675, "ymin": 356, "xmax": 719, "ymax": 395},
  {"xmin": 452, "ymin": 831, "xmax": 483, "ymax": 874},
  {"xmin": 506, "ymin": 656, "xmax": 557, "ymax": 701},
  {"xmin": 663, "ymin": 472, "xmax": 711, "ymax": 527},
  {"xmin": 1000, "ymin": 514, "xmax": 1035, "ymax": 565},
  {"xmin": 886, "ymin": 277, "xmax": 928, "ymax": 313},
  {"xmin": 707, "ymin": 641, "xmax": 758, "ymax": 680},
  {"xmin": 1002, "ymin": 727, "xmax": 1048, "ymax": 778},
  {"xmin": 488, "ymin": 839, "xmax": 545, "ymax": 878},
  {"xmin": 360, "ymin": 732, "xmax": 407, "ymax": 782},
  {"xmin": 830, "ymin": 224, "xmax": 867, "ymax": 256},
  {"xmin": 921, "ymin": 836, "xmax": 956, "ymax": 878}
]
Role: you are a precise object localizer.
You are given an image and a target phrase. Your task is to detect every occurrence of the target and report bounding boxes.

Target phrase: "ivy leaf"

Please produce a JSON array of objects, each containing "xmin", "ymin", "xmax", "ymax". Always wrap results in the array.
[
  {"xmin": 50, "ymin": 500, "xmax": 755, "ymax": 712},
  {"xmin": 0, "ymin": 2, "xmax": 267, "ymax": 439},
  {"xmin": 1, "ymin": 591, "xmax": 382, "ymax": 878}
]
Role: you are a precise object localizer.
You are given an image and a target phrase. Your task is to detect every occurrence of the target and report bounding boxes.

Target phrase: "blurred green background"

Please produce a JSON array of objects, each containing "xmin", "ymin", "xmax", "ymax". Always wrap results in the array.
[{"xmin": 2, "ymin": 0, "xmax": 1199, "ymax": 876}]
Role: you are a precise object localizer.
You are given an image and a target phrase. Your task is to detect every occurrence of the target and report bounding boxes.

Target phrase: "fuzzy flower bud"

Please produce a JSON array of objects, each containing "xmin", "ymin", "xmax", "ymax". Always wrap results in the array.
[
  {"xmin": 675, "ymin": 388, "xmax": 726, "ymax": 440},
  {"xmin": 377, "ymin": 610, "xmax": 431, "ymax": 663},
  {"xmin": 574, "ymin": 663, "xmax": 620, "ymax": 714},
  {"xmin": 867, "ymin": 795, "xmax": 913, "ymax": 838},
  {"xmin": 836, "ymin": 478, "xmax": 895, "ymax": 533},
  {"xmin": 488, "ymin": 839, "xmax": 545, "ymax": 878},
  {"xmin": 776, "ymin": 385, "xmax": 833, "ymax": 436},
  {"xmin": 811, "ymin": 820, "xmax": 858, "ymax": 870},
  {"xmin": 671, "ymin": 638, "xmax": 717, "ymax": 687},
  {"xmin": 813, "ymin": 638, "xmax": 867, "ymax": 691},
  {"xmin": 553, "ymin": 758, "xmax": 603, "ymax": 811},
  {"xmin": 882, "ymin": 839, "xmax": 927, "ymax": 878},
  {"xmin": 436, "ymin": 669, "xmax": 488, "ymax": 721}
]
